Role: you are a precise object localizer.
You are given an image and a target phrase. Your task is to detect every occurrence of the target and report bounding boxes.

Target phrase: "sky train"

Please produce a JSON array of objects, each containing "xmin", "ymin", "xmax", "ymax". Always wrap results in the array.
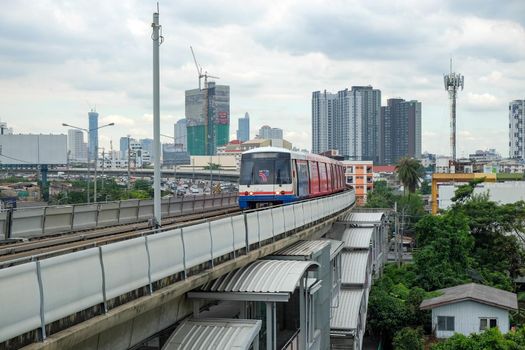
[{"xmin": 238, "ymin": 147, "xmax": 347, "ymax": 209}]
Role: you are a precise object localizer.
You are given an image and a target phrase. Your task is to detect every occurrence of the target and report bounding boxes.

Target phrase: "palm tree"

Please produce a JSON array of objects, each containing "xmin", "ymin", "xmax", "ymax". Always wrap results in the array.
[{"xmin": 396, "ymin": 157, "xmax": 424, "ymax": 194}]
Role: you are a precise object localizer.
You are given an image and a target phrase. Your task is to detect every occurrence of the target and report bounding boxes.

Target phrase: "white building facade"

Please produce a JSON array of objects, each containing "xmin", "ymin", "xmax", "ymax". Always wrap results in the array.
[{"xmin": 509, "ymin": 99, "xmax": 525, "ymax": 159}]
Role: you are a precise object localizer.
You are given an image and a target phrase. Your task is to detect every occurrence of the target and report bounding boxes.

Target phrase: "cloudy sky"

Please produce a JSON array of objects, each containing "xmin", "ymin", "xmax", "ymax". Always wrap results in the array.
[{"xmin": 0, "ymin": 0, "xmax": 524, "ymax": 157}]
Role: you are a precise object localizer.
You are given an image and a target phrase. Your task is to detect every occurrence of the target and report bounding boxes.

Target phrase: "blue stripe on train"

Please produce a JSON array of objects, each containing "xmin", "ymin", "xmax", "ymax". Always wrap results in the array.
[{"xmin": 238, "ymin": 195, "xmax": 300, "ymax": 209}]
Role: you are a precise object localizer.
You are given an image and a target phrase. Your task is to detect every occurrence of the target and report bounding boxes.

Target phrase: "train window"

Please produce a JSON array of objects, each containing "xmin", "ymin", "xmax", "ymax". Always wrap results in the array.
[
  {"xmin": 240, "ymin": 153, "xmax": 291, "ymax": 185},
  {"xmin": 309, "ymin": 161, "xmax": 320, "ymax": 193},
  {"xmin": 296, "ymin": 160, "xmax": 309, "ymax": 197}
]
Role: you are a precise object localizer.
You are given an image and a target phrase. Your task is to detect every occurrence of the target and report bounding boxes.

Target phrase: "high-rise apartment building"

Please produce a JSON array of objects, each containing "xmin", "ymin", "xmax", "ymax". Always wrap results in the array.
[
  {"xmin": 312, "ymin": 86, "xmax": 381, "ymax": 162},
  {"xmin": 174, "ymin": 119, "xmax": 187, "ymax": 151},
  {"xmin": 258, "ymin": 125, "xmax": 283, "ymax": 140},
  {"xmin": 67, "ymin": 129, "xmax": 85, "ymax": 162},
  {"xmin": 88, "ymin": 109, "xmax": 99, "ymax": 160},
  {"xmin": 380, "ymin": 98, "xmax": 422, "ymax": 165},
  {"xmin": 509, "ymin": 100, "xmax": 525, "ymax": 159},
  {"xmin": 312, "ymin": 91, "xmax": 337, "ymax": 154},
  {"xmin": 236, "ymin": 112, "xmax": 250, "ymax": 142},
  {"xmin": 185, "ymin": 82, "xmax": 230, "ymax": 155},
  {"xmin": 140, "ymin": 138, "xmax": 154, "ymax": 161},
  {"xmin": 120, "ymin": 136, "xmax": 129, "ymax": 160}
]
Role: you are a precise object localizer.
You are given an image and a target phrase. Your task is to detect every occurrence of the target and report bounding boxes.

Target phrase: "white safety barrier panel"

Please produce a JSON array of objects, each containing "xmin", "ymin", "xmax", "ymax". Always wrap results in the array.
[
  {"xmin": 119, "ymin": 200, "xmax": 139, "ymax": 224},
  {"xmin": 72, "ymin": 204, "xmax": 98, "ymax": 231},
  {"xmin": 11, "ymin": 208, "xmax": 45, "ymax": 238},
  {"xmin": 161, "ymin": 198, "xmax": 170, "ymax": 217},
  {"xmin": 294, "ymin": 203, "xmax": 305, "ymax": 228},
  {"xmin": 97, "ymin": 202, "xmax": 119, "ymax": 227},
  {"xmin": 181, "ymin": 197, "xmax": 195, "ymax": 213},
  {"xmin": 40, "ymin": 248, "xmax": 104, "ymax": 324},
  {"xmin": 0, "ymin": 262, "xmax": 41, "ymax": 343},
  {"xmin": 283, "ymin": 205, "xmax": 295, "ymax": 232},
  {"xmin": 168, "ymin": 197, "xmax": 182, "ymax": 216},
  {"xmin": 271, "ymin": 207, "xmax": 285, "ymax": 236},
  {"xmin": 43, "ymin": 206, "xmax": 74, "ymax": 235},
  {"xmin": 138, "ymin": 200, "xmax": 154, "ymax": 220},
  {"xmin": 257, "ymin": 210, "xmax": 273, "ymax": 242},
  {"xmin": 0, "ymin": 211, "xmax": 8, "ymax": 239},
  {"xmin": 147, "ymin": 229, "xmax": 185, "ymax": 282},
  {"xmin": 245, "ymin": 212, "xmax": 260, "ymax": 246},
  {"xmin": 231, "ymin": 215, "xmax": 246, "ymax": 251},
  {"xmin": 101, "ymin": 237, "xmax": 150, "ymax": 300},
  {"xmin": 203, "ymin": 196, "xmax": 214, "ymax": 209},
  {"xmin": 182, "ymin": 222, "xmax": 212, "ymax": 267},
  {"xmin": 303, "ymin": 201, "xmax": 313, "ymax": 224},
  {"xmin": 209, "ymin": 217, "xmax": 235, "ymax": 258}
]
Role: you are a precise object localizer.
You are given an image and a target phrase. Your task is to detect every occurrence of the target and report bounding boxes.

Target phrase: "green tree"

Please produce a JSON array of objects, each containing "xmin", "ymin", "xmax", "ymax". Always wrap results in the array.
[
  {"xmin": 365, "ymin": 180, "xmax": 397, "ymax": 208},
  {"xmin": 396, "ymin": 157, "xmax": 424, "ymax": 194},
  {"xmin": 414, "ymin": 213, "xmax": 474, "ymax": 290},
  {"xmin": 431, "ymin": 327, "xmax": 525, "ymax": 350},
  {"xmin": 393, "ymin": 327, "xmax": 424, "ymax": 350}
]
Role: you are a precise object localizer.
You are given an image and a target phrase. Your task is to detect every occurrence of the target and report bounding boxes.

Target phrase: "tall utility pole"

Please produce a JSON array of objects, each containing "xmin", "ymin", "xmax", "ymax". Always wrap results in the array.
[
  {"xmin": 94, "ymin": 146, "xmax": 98, "ymax": 202},
  {"xmin": 444, "ymin": 59, "xmax": 464, "ymax": 161},
  {"xmin": 127, "ymin": 135, "xmax": 131, "ymax": 190},
  {"xmin": 152, "ymin": 7, "xmax": 163, "ymax": 227}
]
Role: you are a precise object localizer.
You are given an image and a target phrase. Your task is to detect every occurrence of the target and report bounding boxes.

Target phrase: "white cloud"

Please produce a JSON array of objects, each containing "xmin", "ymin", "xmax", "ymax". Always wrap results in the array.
[{"xmin": 0, "ymin": 0, "xmax": 523, "ymax": 156}]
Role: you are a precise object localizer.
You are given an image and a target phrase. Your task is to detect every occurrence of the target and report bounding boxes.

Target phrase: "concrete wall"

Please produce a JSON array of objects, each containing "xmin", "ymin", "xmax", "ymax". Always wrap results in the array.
[{"xmin": 432, "ymin": 301, "xmax": 509, "ymax": 338}]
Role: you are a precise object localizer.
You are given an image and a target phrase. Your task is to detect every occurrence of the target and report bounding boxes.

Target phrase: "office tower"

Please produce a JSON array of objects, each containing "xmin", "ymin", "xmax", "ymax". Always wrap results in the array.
[
  {"xmin": 258, "ymin": 125, "xmax": 283, "ymax": 140},
  {"xmin": 236, "ymin": 112, "xmax": 250, "ymax": 142},
  {"xmin": 185, "ymin": 82, "xmax": 230, "ymax": 155},
  {"xmin": 174, "ymin": 119, "xmax": 188, "ymax": 151},
  {"xmin": 312, "ymin": 90, "xmax": 337, "ymax": 154},
  {"xmin": 380, "ymin": 98, "xmax": 422, "ymax": 165},
  {"xmin": 67, "ymin": 129, "xmax": 85, "ymax": 161},
  {"xmin": 140, "ymin": 138, "xmax": 154, "ymax": 161},
  {"xmin": 120, "ymin": 137, "xmax": 129, "ymax": 160},
  {"xmin": 88, "ymin": 109, "xmax": 99, "ymax": 160},
  {"xmin": 509, "ymin": 100, "xmax": 525, "ymax": 159},
  {"xmin": 312, "ymin": 86, "xmax": 381, "ymax": 162}
]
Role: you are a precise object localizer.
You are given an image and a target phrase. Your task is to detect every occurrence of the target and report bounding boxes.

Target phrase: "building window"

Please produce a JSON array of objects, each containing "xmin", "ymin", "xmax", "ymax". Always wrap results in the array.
[
  {"xmin": 480, "ymin": 318, "xmax": 498, "ymax": 331},
  {"xmin": 437, "ymin": 316, "xmax": 455, "ymax": 331}
]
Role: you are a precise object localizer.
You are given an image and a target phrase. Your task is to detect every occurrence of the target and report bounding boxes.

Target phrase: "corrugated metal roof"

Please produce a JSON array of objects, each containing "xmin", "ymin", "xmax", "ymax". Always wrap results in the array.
[
  {"xmin": 420, "ymin": 283, "xmax": 518, "ymax": 311},
  {"xmin": 341, "ymin": 251, "xmax": 370, "ymax": 285},
  {"xmin": 321, "ymin": 239, "xmax": 344, "ymax": 260},
  {"xmin": 331, "ymin": 289, "xmax": 364, "ymax": 330},
  {"xmin": 341, "ymin": 227, "xmax": 374, "ymax": 249},
  {"xmin": 340, "ymin": 212, "xmax": 384, "ymax": 226},
  {"xmin": 199, "ymin": 259, "xmax": 318, "ymax": 293},
  {"xmin": 273, "ymin": 240, "xmax": 330, "ymax": 257},
  {"xmin": 163, "ymin": 318, "xmax": 261, "ymax": 350}
]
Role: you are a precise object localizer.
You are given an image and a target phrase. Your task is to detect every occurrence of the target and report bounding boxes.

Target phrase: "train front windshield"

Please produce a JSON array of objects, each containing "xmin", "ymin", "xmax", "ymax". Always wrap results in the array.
[{"xmin": 240, "ymin": 152, "xmax": 292, "ymax": 186}]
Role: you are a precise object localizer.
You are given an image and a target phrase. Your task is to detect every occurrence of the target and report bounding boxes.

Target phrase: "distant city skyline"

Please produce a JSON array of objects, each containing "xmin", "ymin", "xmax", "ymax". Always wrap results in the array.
[{"xmin": 0, "ymin": 1, "xmax": 523, "ymax": 156}]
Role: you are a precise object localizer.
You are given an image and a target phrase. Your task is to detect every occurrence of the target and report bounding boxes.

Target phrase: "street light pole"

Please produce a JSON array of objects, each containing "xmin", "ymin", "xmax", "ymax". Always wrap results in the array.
[{"xmin": 152, "ymin": 9, "xmax": 162, "ymax": 227}]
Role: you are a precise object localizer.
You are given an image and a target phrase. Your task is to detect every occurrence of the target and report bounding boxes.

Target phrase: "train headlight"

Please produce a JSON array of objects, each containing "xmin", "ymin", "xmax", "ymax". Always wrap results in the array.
[
  {"xmin": 244, "ymin": 191, "xmax": 249, "ymax": 196},
  {"xmin": 276, "ymin": 191, "xmax": 280, "ymax": 195},
  {"xmin": 249, "ymin": 191, "xmax": 254, "ymax": 195}
]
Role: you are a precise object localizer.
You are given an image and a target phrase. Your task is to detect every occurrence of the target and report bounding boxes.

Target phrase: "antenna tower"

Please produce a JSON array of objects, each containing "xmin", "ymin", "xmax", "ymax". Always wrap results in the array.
[{"xmin": 443, "ymin": 58, "xmax": 464, "ymax": 161}]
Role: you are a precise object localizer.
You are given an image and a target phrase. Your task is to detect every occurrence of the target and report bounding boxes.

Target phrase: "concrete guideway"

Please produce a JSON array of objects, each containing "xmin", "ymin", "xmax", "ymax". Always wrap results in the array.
[
  {"xmin": 0, "ymin": 191, "xmax": 355, "ymax": 350},
  {"xmin": 20, "ymin": 209, "xmax": 342, "ymax": 350}
]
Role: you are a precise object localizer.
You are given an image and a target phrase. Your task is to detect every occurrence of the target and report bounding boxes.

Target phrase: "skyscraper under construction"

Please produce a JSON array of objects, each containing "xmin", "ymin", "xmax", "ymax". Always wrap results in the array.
[{"xmin": 185, "ymin": 82, "xmax": 230, "ymax": 155}]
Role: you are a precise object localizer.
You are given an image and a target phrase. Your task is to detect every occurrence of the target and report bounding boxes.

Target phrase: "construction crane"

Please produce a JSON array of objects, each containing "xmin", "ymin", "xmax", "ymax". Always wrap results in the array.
[{"xmin": 190, "ymin": 46, "xmax": 220, "ymax": 90}]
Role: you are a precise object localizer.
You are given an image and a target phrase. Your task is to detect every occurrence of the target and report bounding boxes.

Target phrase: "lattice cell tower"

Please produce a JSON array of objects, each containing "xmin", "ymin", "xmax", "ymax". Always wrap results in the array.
[{"xmin": 444, "ymin": 59, "xmax": 464, "ymax": 161}]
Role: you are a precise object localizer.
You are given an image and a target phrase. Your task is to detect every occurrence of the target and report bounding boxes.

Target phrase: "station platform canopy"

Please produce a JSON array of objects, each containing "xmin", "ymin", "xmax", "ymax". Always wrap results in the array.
[
  {"xmin": 162, "ymin": 318, "xmax": 261, "ymax": 350},
  {"xmin": 188, "ymin": 259, "xmax": 318, "ymax": 302}
]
